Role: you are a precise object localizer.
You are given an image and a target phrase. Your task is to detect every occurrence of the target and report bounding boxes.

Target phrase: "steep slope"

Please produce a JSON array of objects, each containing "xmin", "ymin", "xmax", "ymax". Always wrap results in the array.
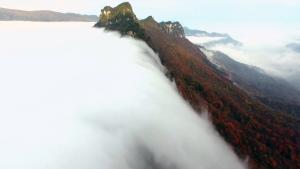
[
  {"xmin": 0, "ymin": 22, "xmax": 248, "ymax": 169},
  {"xmin": 95, "ymin": 2, "xmax": 300, "ymax": 169},
  {"xmin": 0, "ymin": 7, "xmax": 98, "ymax": 21},
  {"xmin": 202, "ymin": 49, "xmax": 300, "ymax": 117}
]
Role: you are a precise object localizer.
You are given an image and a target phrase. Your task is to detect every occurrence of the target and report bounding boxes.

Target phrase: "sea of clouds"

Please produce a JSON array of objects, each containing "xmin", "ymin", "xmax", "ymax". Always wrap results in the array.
[
  {"xmin": 187, "ymin": 24, "xmax": 300, "ymax": 90},
  {"xmin": 0, "ymin": 22, "xmax": 246, "ymax": 169}
]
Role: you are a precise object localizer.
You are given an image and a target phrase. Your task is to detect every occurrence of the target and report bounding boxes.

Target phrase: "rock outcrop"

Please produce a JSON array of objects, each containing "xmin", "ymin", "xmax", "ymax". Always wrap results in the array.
[
  {"xmin": 159, "ymin": 21, "xmax": 185, "ymax": 38},
  {"xmin": 94, "ymin": 3, "xmax": 185, "ymax": 39},
  {"xmin": 94, "ymin": 2, "xmax": 145, "ymax": 39}
]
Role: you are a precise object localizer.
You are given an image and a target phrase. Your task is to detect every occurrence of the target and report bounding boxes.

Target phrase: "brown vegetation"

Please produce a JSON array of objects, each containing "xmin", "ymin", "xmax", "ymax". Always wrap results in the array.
[
  {"xmin": 95, "ymin": 3, "xmax": 300, "ymax": 169},
  {"xmin": 140, "ymin": 19, "xmax": 300, "ymax": 169}
]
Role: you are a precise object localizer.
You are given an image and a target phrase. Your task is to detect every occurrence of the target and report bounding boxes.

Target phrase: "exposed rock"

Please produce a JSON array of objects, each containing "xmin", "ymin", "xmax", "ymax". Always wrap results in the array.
[
  {"xmin": 94, "ymin": 2, "xmax": 145, "ymax": 39},
  {"xmin": 94, "ymin": 4, "xmax": 185, "ymax": 39},
  {"xmin": 159, "ymin": 21, "xmax": 185, "ymax": 38}
]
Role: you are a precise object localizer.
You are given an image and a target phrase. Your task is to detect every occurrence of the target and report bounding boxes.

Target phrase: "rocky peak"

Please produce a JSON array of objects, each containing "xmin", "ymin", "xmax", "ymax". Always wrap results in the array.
[
  {"xmin": 142, "ymin": 16, "xmax": 155, "ymax": 23},
  {"xmin": 94, "ymin": 2, "xmax": 144, "ymax": 38},
  {"xmin": 97, "ymin": 2, "xmax": 137, "ymax": 25},
  {"xmin": 100, "ymin": 6, "xmax": 113, "ymax": 21},
  {"xmin": 95, "ymin": 3, "xmax": 185, "ymax": 39},
  {"xmin": 159, "ymin": 21, "xmax": 185, "ymax": 38}
]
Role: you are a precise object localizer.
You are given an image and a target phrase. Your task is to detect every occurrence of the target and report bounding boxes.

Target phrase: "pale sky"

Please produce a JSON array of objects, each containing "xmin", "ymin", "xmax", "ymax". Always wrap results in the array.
[{"xmin": 1, "ymin": 0, "xmax": 300, "ymax": 29}]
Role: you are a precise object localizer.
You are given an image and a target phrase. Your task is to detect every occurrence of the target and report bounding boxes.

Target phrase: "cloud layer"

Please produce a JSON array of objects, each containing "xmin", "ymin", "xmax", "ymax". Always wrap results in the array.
[
  {"xmin": 187, "ymin": 24, "xmax": 300, "ymax": 91},
  {"xmin": 0, "ymin": 22, "xmax": 246, "ymax": 169}
]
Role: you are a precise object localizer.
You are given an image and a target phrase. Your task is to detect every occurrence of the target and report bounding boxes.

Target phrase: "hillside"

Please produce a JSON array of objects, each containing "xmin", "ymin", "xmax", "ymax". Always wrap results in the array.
[
  {"xmin": 0, "ymin": 7, "xmax": 98, "ymax": 22},
  {"xmin": 202, "ymin": 49, "xmax": 300, "ymax": 117},
  {"xmin": 94, "ymin": 2, "xmax": 300, "ymax": 169}
]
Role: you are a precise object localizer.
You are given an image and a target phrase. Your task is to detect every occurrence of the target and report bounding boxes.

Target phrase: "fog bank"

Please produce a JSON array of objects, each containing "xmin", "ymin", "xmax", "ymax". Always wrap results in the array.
[
  {"xmin": 0, "ymin": 22, "xmax": 246, "ymax": 169},
  {"xmin": 187, "ymin": 24, "xmax": 300, "ymax": 90}
]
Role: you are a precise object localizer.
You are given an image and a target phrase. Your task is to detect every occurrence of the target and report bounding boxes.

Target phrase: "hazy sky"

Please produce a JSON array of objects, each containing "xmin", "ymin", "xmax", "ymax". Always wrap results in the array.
[{"xmin": 1, "ymin": 0, "xmax": 300, "ymax": 28}]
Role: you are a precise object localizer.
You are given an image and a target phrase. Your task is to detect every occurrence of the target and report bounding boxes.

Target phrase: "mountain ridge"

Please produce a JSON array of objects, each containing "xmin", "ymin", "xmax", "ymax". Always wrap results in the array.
[
  {"xmin": 0, "ymin": 7, "xmax": 98, "ymax": 22},
  {"xmin": 95, "ymin": 2, "xmax": 300, "ymax": 169},
  {"xmin": 184, "ymin": 27, "xmax": 242, "ymax": 47}
]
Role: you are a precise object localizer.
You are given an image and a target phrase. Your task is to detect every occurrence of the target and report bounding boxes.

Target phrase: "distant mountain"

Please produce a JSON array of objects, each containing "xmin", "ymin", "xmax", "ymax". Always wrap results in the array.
[
  {"xmin": 94, "ymin": 2, "xmax": 300, "ymax": 169},
  {"xmin": 184, "ymin": 27, "xmax": 242, "ymax": 47},
  {"xmin": 0, "ymin": 7, "xmax": 98, "ymax": 22},
  {"xmin": 286, "ymin": 42, "xmax": 300, "ymax": 53},
  {"xmin": 184, "ymin": 26, "xmax": 229, "ymax": 37},
  {"xmin": 202, "ymin": 48, "xmax": 300, "ymax": 117}
]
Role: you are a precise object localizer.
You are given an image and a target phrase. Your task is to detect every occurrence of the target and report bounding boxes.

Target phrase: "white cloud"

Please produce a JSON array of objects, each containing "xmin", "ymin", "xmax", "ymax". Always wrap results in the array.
[
  {"xmin": 187, "ymin": 22, "xmax": 300, "ymax": 90},
  {"xmin": 0, "ymin": 22, "xmax": 246, "ymax": 169},
  {"xmin": 189, "ymin": 24, "xmax": 300, "ymax": 90}
]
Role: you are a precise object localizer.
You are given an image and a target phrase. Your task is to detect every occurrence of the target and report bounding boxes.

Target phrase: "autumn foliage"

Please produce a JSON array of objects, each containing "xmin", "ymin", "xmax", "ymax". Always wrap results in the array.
[
  {"xmin": 95, "ymin": 3, "xmax": 300, "ymax": 168},
  {"xmin": 140, "ymin": 19, "xmax": 300, "ymax": 169}
]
